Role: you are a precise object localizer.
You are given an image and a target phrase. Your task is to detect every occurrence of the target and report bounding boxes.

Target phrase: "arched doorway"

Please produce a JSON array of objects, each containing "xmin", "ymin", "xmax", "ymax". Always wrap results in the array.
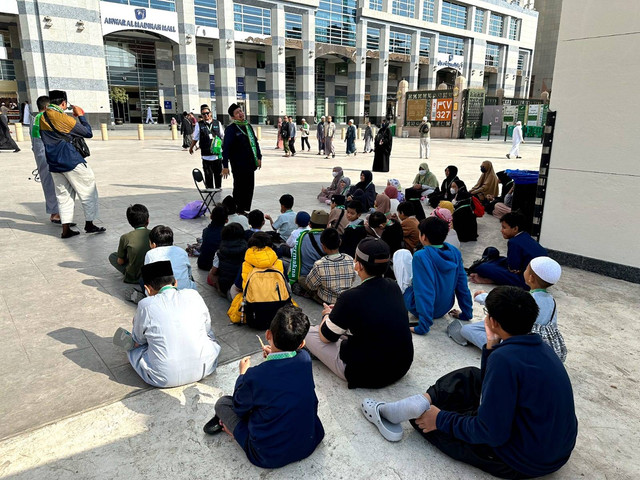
[{"xmin": 435, "ymin": 67, "xmax": 459, "ymax": 89}]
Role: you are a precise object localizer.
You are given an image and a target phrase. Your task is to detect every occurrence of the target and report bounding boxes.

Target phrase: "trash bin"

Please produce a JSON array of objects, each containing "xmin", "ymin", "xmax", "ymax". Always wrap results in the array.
[
  {"xmin": 389, "ymin": 124, "xmax": 397, "ymax": 136},
  {"xmin": 506, "ymin": 169, "xmax": 539, "ymax": 233}
]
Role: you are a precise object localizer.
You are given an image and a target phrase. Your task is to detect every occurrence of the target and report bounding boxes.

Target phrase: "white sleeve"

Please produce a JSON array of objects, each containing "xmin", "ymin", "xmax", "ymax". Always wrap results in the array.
[
  {"xmin": 212, "ymin": 252, "xmax": 220, "ymax": 268},
  {"xmin": 193, "ymin": 122, "xmax": 200, "ymax": 141},
  {"xmin": 474, "ymin": 293, "xmax": 488, "ymax": 305},
  {"xmin": 131, "ymin": 306, "xmax": 149, "ymax": 345},
  {"xmin": 219, "ymin": 123, "xmax": 224, "ymax": 139}
]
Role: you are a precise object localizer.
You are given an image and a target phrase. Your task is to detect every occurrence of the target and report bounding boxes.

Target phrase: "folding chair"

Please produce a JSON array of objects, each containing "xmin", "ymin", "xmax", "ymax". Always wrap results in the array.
[{"xmin": 192, "ymin": 168, "xmax": 221, "ymax": 217}]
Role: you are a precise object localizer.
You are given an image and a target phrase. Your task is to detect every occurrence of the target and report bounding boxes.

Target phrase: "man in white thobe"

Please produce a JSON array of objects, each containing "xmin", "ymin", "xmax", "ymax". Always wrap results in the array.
[
  {"xmin": 507, "ymin": 121, "xmax": 524, "ymax": 159},
  {"xmin": 145, "ymin": 106, "xmax": 154, "ymax": 124},
  {"xmin": 125, "ymin": 261, "xmax": 221, "ymax": 388},
  {"xmin": 23, "ymin": 101, "xmax": 31, "ymax": 125}
]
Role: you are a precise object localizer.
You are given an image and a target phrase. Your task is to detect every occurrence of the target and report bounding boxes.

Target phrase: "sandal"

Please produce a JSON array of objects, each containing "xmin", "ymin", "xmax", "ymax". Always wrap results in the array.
[
  {"xmin": 85, "ymin": 225, "xmax": 106, "ymax": 234},
  {"xmin": 361, "ymin": 398, "xmax": 403, "ymax": 442}
]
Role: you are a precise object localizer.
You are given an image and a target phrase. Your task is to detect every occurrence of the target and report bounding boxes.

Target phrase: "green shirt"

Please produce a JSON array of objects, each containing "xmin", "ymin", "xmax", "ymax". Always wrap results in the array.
[{"xmin": 117, "ymin": 228, "xmax": 151, "ymax": 283}]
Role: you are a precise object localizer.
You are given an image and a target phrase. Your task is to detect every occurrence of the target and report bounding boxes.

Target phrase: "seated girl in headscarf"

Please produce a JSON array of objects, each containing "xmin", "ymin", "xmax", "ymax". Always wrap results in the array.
[
  {"xmin": 469, "ymin": 161, "xmax": 499, "ymax": 201},
  {"xmin": 485, "ymin": 170, "xmax": 514, "ymax": 214},
  {"xmin": 347, "ymin": 170, "xmax": 376, "ymax": 211},
  {"xmin": 374, "ymin": 193, "xmax": 391, "ymax": 216},
  {"xmin": 428, "ymin": 165, "xmax": 460, "ymax": 208},
  {"xmin": 387, "ymin": 178, "xmax": 405, "ymax": 202},
  {"xmin": 338, "ymin": 176, "xmax": 351, "ymax": 196},
  {"xmin": 384, "ymin": 185, "xmax": 400, "ymax": 214},
  {"xmin": 318, "ymin": 166, "xmax": 344, "ymax": 204},
  {"xmin": 451, "ymin": 180, "xmax": 478, "ymax": 242},
  {"xmin": 431, "ymin": 206, "xmax": 460, "ymax": 250},
  {"xmin": 405, "ymin": 163, "xmax": 439, "ymax": 199}
]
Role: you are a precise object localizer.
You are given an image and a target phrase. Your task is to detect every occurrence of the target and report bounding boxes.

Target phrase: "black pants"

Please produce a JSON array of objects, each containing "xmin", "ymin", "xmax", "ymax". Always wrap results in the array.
[
  {"xmin": 203, "ymin": 159, "xmax": 222, "ymax": 189},
  {"xmin": 233, "ymin": 170, "xmax": 255, "ymax": 213},
  {"xmin": 289, "ymin": 138, "xmax": 296, "ymax": 155},
  {"xmin": 410, "ymin": 367, "xmax": 532, "ymax": 480},
  {"xmin": 301, "ymin": 137, "xmax": 310, "ymax": 150}
]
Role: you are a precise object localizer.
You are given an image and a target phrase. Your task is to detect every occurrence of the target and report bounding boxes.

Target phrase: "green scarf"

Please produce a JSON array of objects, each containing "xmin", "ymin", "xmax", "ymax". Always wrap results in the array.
[
  {"xmin": 234, "ymin": 120, "xmax": 259, "ymax": 167},
  {"xmin": 32, "ymin": 104, "xmax": 65, "ymax": 139}
]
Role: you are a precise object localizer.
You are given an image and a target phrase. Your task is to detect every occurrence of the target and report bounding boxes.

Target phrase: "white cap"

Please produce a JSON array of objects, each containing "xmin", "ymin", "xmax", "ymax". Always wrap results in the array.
[
  {"xmin": 423, "ymin": 116, "xmax": 428, "ymax": 122},
  {"xmin": 530, "ymin": 257, "xmax": 561, "ymax": 285},
  {"xmin": 516, "ymin": 121, "xmax": 522, "ymax": 126}
]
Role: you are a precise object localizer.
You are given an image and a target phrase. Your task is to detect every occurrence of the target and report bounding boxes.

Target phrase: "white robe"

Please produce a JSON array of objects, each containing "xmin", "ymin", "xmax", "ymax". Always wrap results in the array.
[
  {"xmin": 128, "ymin": 288, "xmax": 220, "ymax": 387},
  {"xmin": 23, "ymin": 103, "xmax": 31, "ymax": 125},
  {"xmin": 509, "ymin": 125, "xmax": 523, "ymax": 156}
]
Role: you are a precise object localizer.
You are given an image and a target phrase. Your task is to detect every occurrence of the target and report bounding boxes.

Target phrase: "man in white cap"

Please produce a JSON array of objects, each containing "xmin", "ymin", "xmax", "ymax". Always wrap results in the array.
[
  {"xmin": 506, "ymin": 121, "xmax": 524, "ymax": 159},
  {"xmin": 418, "ymin": 116, "xmax": 431, "ymax": 159},
  {"xmin": 448, "ymin": 256, "xmax": 565, "ymax": 359}
]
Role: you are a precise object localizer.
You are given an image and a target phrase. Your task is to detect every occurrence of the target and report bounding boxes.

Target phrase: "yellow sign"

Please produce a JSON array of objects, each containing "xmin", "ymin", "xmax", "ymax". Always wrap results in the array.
[{"xmin": 406, "ymin": 98, "xmax": 428, "ymax": 123}]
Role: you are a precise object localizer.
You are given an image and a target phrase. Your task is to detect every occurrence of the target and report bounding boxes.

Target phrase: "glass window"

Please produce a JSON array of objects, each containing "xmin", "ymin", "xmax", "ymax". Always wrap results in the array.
[
  {"xmin": 257, "ymin": 52, "xmax": 266, "ymax": 69},
  {"xmin": 335, "ymin": 63, "xmax": 348, "ymax": 75},
  {"xmin": 285, "ymin": 13, "xmax": 303, "ymax": 39},
  {"xmin": 285, "ymin": 58, "xmax": 296, "ymax": 116},
  {"xmin": 419, "ymin": 35, "xmax": 430, "ymax": 57},
  {"xmin": 0, "ymin": 59, "xmax": 15, "ymax": 81},
  {"xmin": 518, "ymin": 50, "xmax": 529, "ymax": 71},
  {"xmin": 316, "ymin": 0, "xmax": 357, "ymax": 47},
  {"xmin": 315, "ymin": 59, "xmax": 326, "ymax": 119},
  {"xmin": 392, "ymin": 0, "xmax": 415, "ymax": 18},
  {"xmin": 389, "ymin": 31, "xmax": 411, "ymax": 55},
  {"xmin": 234, "ymin": 4, "xmax": 271, "ymax": 35},
  {"xmin": 441, "ymin": 1, "xmax": 467, "ymax": 30},
  {"xmin": 195, "ymin": 0, "xmax": 217, "ymax": 28},
  {"xmin": 369, "ymin": 0, "xmax": 382, "ymax": 11},
  {"xmin": 367, "ymin": 27, "xmax": 380, "ymax": 50},
  {"xmin": 438, "ymin": 34, "xmax": 464, "ymax": 56},
  {"xmin": 474, "ymin": 8, "xmax": 484, "ymax": 33},
  {"xmin": 485, "ymin": 43, "xmax": 500, "ymax": 67},
  {"xmin": 422, "ymin": 0, "xmax": 434, "ymax": 21},
  {"xmin": 489, "ymin": 13, "xmax": 503, "ymax": 37},
  {"xmin": 102, "ymin": 0, "xmax": 175, "ymax": 12},
  {"xmin": 509, "ymin": 18, "xmax": 520, "ymax": 40}
]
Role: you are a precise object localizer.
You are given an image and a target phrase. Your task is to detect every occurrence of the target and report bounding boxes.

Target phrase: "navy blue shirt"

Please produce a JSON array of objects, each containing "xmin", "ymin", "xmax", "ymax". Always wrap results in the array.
[
  {"xmin": 232, "ymin": 349, "xmax": 324, "ymax": 469},
  {"xmin": 437, "ymin": 334, "xmax": 578, "ymax": 477},
  {"xmin": 197, "ymin": 223, "xmax": 223, "ymax": 270}
]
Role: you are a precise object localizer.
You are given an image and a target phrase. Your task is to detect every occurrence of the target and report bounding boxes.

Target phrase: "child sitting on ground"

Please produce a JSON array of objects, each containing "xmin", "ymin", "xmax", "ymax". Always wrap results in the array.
[
  {"xmin": 145, "ymin": 225, "xmax": 197, "ymax": 291},
  {"xmin": 198, "ymin": 206, "xmax": 228, "ymax": 271},
  {"xmin": 208, "ymin": 223, "xmax": 248, "ymax": 299},
  {"xmin": 327, "ymin": 194, "xmax": 349, "ymax": 235},
  {"xmin": 109, "ymin": 204, "xmax": 151, "ymax": 284},
  {"xmin": 339, "ymin": 200, "xmax": 367, "ymax": 257},
  {"xmin": 277, "ymin": 211, "xmax": 311, "ymax": 258},
  {"xmin": 264, "ymin": 194, "xmax": 296, "ymax": 243},
  {"xmin": 221, "ymin": 195, "xmax": 249, "ymax": 230},
  {"xmin": 299, "ymin": 228, "xmax": 356, "ymax": 304},
  {"xmin": 396, "ymin": 201, "xmax": 420, "ymax": 253},
  {"xmin": 448, "ymin": 256, "xmax": 567, "ymax": 361},
  {"xmin": 203, "ymin": 304, "xmax": 325, "ymax": 469},
  {"xmin": 244, "ymin": 209, "xmax": 265, "ymax": 240}
]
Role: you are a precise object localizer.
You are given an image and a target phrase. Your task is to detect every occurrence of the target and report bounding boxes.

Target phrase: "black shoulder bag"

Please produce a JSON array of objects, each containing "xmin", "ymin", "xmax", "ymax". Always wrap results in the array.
[{"xmin": 43, "ymin": 111, "xmax": 91, "ymax": 158}]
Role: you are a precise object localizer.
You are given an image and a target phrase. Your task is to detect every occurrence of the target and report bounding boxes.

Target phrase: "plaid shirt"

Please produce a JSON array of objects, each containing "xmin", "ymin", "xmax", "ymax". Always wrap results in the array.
[{"xmin": 305, "ymin": 253, "xmax": 356, "ymax": 304}]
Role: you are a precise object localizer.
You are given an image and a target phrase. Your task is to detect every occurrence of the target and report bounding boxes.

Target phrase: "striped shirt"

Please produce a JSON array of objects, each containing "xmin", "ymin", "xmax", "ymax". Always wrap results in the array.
[{"xmin": 305, "ymin": 253, "xmax": 356, "ymax": 304}]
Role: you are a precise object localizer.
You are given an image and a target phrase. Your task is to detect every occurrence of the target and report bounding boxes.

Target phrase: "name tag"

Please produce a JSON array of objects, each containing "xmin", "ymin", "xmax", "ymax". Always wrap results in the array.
[{"xmin": 209, "ymin": 133, "xmax": 214, "ymax": 140}]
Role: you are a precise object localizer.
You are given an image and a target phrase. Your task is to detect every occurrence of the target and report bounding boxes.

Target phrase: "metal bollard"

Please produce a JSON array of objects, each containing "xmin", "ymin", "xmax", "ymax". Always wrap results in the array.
[
  {"xmin": 504, "ymin": 126, "xmax": 508, "ymax": 142},
  {"xmin": 137, "ymin": 124, "xmax": 144, "ymax": 140},
  {"xmin": 257, "ymin": 126, "xmax": 262, "ymax": 141},
  {"xmin": 488, "ymin": 123, "xmax": 492, "ymax": 141},
  {"xmin": 100, "ymin": 123, "xmax": 109, "ymax": 141},
  {"xmin": 341, "ymin": 128, "xmax": 346, "ymax": 140},
  {"xmin": 14, "ymin": 122, "xmax": 24, "ymax": 142},
  {"xmin": 171, "ymin": 123, "xmax": 178, "ymax": 140},
  {"xmin": 472, "ymin": 122, "xmax": 476, "ymax": 140}
]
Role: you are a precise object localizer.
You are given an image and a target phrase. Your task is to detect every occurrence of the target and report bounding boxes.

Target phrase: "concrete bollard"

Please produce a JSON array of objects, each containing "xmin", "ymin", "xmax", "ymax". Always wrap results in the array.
[
  {"xmin": 341, "ymin": 128, "xmax": 346, "ymax": 140},
  {"xmin": 357, "ymin": 127, "xmax": 362, "ymax": 140},
  {"xmin": 14, "ymin": 123, "xmax": 24, "ymax": 142},
  {"xmin": 100, "ymin": 123, "xmax": 109, "ymax": 141},
  {"xmin": 257, "ymin": 126, "xmax": 262, "ymax": 141},
  {"xmin": 137, "ymin": 124, "xmax": 144, "ymax": 140},
  {"xmin": 171, "ymin": 123, "xmax": 178, "ymax": 140}
]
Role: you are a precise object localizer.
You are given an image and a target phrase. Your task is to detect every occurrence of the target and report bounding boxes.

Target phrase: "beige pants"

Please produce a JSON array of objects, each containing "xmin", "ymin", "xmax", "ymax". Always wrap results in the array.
[
  {"xmin": 305, "ymin": 325, "xmax": 347, "ymax": 381},
  {"xmin": 51, "ymin": 163, "xmax": 99, "ymax": 224}
]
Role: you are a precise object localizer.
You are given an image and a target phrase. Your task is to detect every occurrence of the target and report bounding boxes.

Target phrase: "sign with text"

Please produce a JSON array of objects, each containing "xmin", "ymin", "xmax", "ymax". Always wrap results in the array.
[
  {"xmin": 406, "ymin": 98, "xmax": 428, "ymax": 124},
  {"xmin": 435, "ymin": 53, "xmax": 464, "ymax": 72},
  {"xmin": 405, "ymin": 90, "xmax": 453, "ymax": 127},
  {"xmin": 431, "ymin": 98, "xmax": 452, "ymax": 122},
  {"xmin": 100, "ymin": 2, "xmax": 179, "ymax": 43}
]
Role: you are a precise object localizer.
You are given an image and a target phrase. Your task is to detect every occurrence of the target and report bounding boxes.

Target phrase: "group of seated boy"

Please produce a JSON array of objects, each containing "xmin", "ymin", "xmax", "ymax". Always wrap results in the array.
[{"xmin": 106, "ymin": 181, "xmax": 577, "ymax": 477}]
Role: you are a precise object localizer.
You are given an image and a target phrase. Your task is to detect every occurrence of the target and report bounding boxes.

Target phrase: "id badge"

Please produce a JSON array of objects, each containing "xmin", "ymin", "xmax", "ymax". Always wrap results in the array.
[{"xmin": 209, "ymin": 133, "xmax": 214, "ymax": 140}]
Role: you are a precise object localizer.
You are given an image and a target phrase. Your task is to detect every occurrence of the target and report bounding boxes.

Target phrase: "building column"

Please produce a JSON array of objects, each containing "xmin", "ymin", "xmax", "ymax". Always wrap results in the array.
[
  {"xmin": 426, "ymin": 33, "xmax": 439, "ymax": 90},
  {"xmin": 347, "ymin": 20, "xmax": 367, "ymax": 125},
  {"xmin": 296, "ymin": 10, "xmax": 315, "ymax": 121},
  {"xmin": 244, "ymin": 51, "xmax": 259, "ymax": 125},
  {"xmin": 408, "ymin": 31, "xmax": 420, "ymax": 91},
  {"xmin": 370, "ymin": 25, "xmax": 389, "ymax": 125},
  {"xmin": 468, "ymin": 38, "xmax": 486, "ymax": 88},
  {"xmin": 434, "ymin": 0, "xmax": 443, "ymax": 23},
  {"xmin": 325, "ymin": 62, "xmax": 336, "ymax": 116},
  {"xmin": 503, "ymin": 45, "xmax": 519, "ymax": 97},
  {"xmin": 212, "ymin": 0, "xmax": 237, "ymax": 122},
  {"xmin": 174, "ymin": 0, "xmax": 200, "ymax": 115},
  {"xmin": 9, "ymin": 26, "xmax": 27, "ymax": 103},
  {"xmin": 16, "ymin": 2, "xmax": 47, "ymax": 105},
  {"xmin": 266, "ymin": 4, "xmax": 286, "ymax": 124}
]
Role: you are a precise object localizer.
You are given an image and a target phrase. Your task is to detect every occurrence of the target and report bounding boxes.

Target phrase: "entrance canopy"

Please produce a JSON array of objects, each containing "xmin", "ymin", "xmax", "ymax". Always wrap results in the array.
[{"xmin": 100, "ymin": 1, "xmax": 179, "ymax": 44}]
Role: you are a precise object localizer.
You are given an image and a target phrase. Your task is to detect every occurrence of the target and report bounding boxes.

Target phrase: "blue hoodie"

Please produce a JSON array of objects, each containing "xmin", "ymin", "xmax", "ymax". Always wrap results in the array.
[{"xmin": 406, "ymin": 243, "xmax": 472, "ymax": 334}]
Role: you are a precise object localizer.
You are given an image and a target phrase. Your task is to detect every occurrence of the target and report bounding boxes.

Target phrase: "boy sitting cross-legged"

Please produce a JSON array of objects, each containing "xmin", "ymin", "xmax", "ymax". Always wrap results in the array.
[{"xmin": 203, "ymin": 304, "xmax": 325, "ymax": 469}]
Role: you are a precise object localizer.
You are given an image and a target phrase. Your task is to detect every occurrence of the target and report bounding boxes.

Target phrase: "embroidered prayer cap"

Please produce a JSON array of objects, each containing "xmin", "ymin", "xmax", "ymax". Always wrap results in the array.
[
  {"xmin": 310, "ymin": 209, "xmax": 329, "ymax": 227},
  {"xmin": 529, "ymin": 256, "xmax": 562, "ymax": 285},
  {"xmin": 228, "ymin": 103, "xmax": 241, "ymax": 117},
  {"xmin": 295, "ymin": 211, "xmax": 311, "ymax": 227},
  {"xmin": 355, "ymin": 238, "xmax": 390, "ymax": 265},
  {"xmin": 331, "ymin": 194, "xmax": 346, "ymax": 206},
  {"xmin": 142, "ymin": 260, "xmax": 174, "ymax": 285}
]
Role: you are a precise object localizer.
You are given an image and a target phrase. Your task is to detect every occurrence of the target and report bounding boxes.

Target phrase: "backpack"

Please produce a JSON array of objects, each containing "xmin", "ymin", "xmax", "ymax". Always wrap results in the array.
[
  {"xmin": 471, "ymin": 196, "xmax": 485, "ymax": 217},
  {"xmin": 530, "ymin": 300, "xmax": 567, "ymax": 362},
  {"xmin": 231, "ymin": 268, "xmax": 292, "ymax": 329}
]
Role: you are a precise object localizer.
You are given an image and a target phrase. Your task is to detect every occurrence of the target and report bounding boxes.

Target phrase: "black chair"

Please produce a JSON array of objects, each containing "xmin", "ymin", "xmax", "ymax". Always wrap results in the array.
[{"xmin": 192, "ymin": 168, "xmax": 221, "ymax": 217}]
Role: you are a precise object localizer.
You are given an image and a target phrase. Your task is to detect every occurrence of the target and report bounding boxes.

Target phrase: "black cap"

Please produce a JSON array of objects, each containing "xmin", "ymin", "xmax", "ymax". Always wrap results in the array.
[
  {"xmin": 331, "ymin": 194, "xmax": 346, "ymax": 206},
  {"xmin": 228, "ymin": 103, "xmax": 241, "ymax": 117},
  {"xmin": 141, "ymin": 260, "xmax": 174, "ymax": 285},
  {"xmin": 48, "ymin": 90, "xmax": 67, "ymax": 102},
  {"xmin": 355, "ymin": 238, "xmax": 390, "ymax": 265}
]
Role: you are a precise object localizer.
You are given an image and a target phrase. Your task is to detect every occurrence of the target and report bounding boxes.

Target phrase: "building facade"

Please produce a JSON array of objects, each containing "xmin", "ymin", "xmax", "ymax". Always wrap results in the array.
[
  {"xmin": 529, "ymin": 0, "xmax": 561, "ymax": 98},
  {"xmin": 1, "ymin": 0, "xmax": 537, "ymax": 126}
]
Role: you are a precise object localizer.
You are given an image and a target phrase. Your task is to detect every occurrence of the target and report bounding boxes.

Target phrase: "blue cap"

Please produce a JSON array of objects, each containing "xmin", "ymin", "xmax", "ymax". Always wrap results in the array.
[{"xmin": 295, "ymin": 211, "xmax": 311, "ymax": 227}]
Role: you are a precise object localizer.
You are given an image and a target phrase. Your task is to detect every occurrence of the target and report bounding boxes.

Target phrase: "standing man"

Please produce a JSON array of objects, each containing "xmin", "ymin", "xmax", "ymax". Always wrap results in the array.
[
  {"xmin": 30, "ymin": 95, "xmax": 60, "ymax": 224},
  {"xmin": 419, "ymin": 116, "xmax": 430, "ymax": 159},
  {"xmin": 39, "ymin": 90, "xmax": 104, "ymax": 238},
  {"xmin": 287, "ymin": 115, "xmax": 296, "ymax": 157},
  {"xmin": 281, "ymin": 115, "xmax": 290, "ymax": 157},
  {"xmin": 345, "ymin": 119, "xmax": 357, "ymax": 156},
  {"xmin": 300, "ymin": 118, "xmax": 311, "ymax": 151},
  {"xmin": 180, "ymin": 111, "xmax": 194, "ymax": 150},
  {"xmin": 190, "ymin": 104, "xmax": 224, "ymax": 189},
  {"xmin": 145, "ymin": 106, "xmax": 154, "ymax": 124},
  {"xmin": 222, "ymin": 103, "xmax": 262, "ymax": 214},
  {"xmin": 506, "ymin": 121, "xmax": 524, "ymax": 159},
  {"xmin": 316, "ymin": 116, "xmax": 325, "ymax": 155},
  {"xmin": 22, "ymin": 100, "xmax": 31, "ymax": 126},
  {"xmin": 324, "ymin": 115, "xmax": 336, "ymax": 159}
]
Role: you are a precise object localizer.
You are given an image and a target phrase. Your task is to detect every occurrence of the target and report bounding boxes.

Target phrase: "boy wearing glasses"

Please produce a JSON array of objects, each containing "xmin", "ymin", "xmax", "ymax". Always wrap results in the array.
[{"xmin": 190, "ymin": 104, "xmax": 224, "ymax": 189}]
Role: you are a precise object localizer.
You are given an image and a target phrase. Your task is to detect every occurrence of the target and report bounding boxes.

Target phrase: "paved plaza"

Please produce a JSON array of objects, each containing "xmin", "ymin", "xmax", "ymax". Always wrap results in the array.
[{"xmin": 0, "ymin": 128, "xmax": 638, "ymax": 479}]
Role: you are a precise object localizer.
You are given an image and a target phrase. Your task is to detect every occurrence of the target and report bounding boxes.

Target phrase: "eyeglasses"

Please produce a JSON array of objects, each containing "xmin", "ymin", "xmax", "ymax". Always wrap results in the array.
[{"xmin": 202, "ymin": 111, "xmax": 211, "ymax": 116}]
